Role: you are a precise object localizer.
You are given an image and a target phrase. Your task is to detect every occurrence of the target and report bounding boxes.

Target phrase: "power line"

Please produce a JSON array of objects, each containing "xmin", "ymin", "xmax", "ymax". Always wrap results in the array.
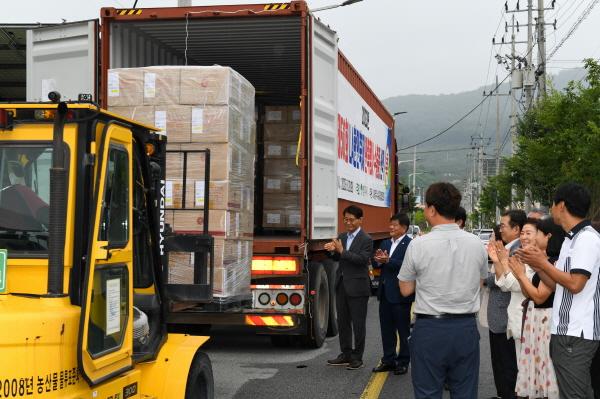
[
  {"xmin": 397, "ymin": 147, "xmax": 474, "ymax": 155},
  {"xmin": 398, "ymin": 73, "xmax": 511, "ymax": 151},
  {"xmin": 548, "ymin": 0, "xmax": 600, "ymax": 60}
]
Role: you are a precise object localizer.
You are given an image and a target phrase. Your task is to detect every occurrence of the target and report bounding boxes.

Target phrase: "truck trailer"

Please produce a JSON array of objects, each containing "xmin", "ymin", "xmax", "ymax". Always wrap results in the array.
[{"xmin": 19, "ymin": 1, "xmax": 397, "ymax": 348}]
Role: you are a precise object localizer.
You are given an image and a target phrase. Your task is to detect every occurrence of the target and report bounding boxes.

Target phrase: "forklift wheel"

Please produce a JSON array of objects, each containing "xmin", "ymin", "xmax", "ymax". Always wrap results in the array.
[{"xmin": 185, "ymin": 351, "xmax": 214, "ymax": 399}]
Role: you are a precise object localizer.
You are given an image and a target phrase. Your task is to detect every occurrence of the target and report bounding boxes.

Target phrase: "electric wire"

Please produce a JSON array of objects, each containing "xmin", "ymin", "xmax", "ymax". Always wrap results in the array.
[{"xmin": 398, "ymin": 73, "xmax": 511, "ymax": 151}]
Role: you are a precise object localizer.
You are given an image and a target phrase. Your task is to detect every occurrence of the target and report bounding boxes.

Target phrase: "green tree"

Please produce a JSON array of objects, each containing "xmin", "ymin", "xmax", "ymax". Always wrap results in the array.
[{"xmin": 479, "ymin": 59, "xmax": 600, "ymax": 219}]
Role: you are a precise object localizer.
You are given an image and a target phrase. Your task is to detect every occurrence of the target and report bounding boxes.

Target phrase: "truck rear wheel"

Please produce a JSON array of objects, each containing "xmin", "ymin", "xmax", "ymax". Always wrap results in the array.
[
  {"xmin": 323, "ymin": 259, "xmax": 339, "ymax": 337},
  {"xmin": 304, "ymin": 262, "xmax": 329, "ymax": 348},
  {"xmin": 185, "ymin": 351, "xmax": 214, "ymax": 399}
]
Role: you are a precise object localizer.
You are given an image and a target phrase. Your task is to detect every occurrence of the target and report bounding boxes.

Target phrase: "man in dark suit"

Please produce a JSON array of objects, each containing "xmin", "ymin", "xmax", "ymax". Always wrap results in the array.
[
  {"xmin": 372, "ymin": 213, "xmax": 413, "ymax": 375},
  {"xmin": 325, "ymin": 205, "xmax": 373, "ymax": 370}
]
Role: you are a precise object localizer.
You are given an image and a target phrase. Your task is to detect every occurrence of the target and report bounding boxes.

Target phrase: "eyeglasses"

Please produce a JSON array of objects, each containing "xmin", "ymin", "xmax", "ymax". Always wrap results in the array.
[{"xmin": 343, "ymin": 217, "xmax": 359, "ymax": 223}]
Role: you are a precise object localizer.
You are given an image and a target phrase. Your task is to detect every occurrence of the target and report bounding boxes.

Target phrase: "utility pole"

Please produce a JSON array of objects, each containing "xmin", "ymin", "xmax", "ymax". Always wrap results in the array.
[
  {"xmin": 524, "ymin": 0, "xmax": 534, "ymax": 109},
  {"xmin": 537, "ymin": 0, "xmax": 547, "ymax": 98},
  {"xmin": 412, "ymin": 146, "xmax": 417, "ymax": 196}
]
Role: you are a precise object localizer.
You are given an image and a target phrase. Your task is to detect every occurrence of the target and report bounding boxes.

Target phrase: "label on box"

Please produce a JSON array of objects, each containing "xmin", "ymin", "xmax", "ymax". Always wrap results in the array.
[
  {"xmin": 165, "ymin": 180, "xmax": 174, "ymax": 207},
  {"xmin": 195, "ymin": 181, "xmax": 205, "ymax": 207},
  {"xmin": 291, "ymin": 109, "xmax": 301, "ymax": 121},
  {"xmin": 266, "ymin": 213, "xmax": 281, "ymax": 224},
  {"xmin": 287, "ymin": 143, "xmax": 298, "ymax": 157},
  {"xmin": 267, "ymin": 144, "xmax": 282, "ymax": 156},
  {"xmin": 108, "ymin": 71, "xmax": 120, "ymax": 97},
  {"xmin": 289, "ymin": 178, "xmax": 301, "ymax": 192},
  {"xmin": 144, "ymin": 72, "xmax": 156, "ymax": 98},
  {"xmin": 266, "ymin": 110, "xmax": 283, "ymax": 122},
  {"xmin": 266, "ymin": 178, "xmax": 281, "ymax": 190},
  {"xmin": 155, "ymin": 111, "xmax": 167, "ymax": 135},
  {"xmin": 191, "ymin": 107, "xmax": 204, "ymax": 135},
  {"xmin": 289, "ymin": 213, "xmax": 301, "ymax": 226}
]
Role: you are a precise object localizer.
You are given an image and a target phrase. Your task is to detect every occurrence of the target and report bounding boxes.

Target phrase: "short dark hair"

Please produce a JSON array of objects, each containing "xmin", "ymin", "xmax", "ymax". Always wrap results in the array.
[
  {"xmin": 425, "ymin": 182, "xmax": 462, "ymax": 219},
  {"xmin": 524, "ymin": 217, "xmax": 539, "ymax": 228},
  {"xmin": 493, "ymin": 224, "xmax": 503, "ymax": 242},
  {"xmin": 391, "ymin": 212, "xmax": 410, "ymax": 227},
  {"xmin": 502, "ymin": 209, "xmax": 527, "ymax": 231},
  {"xmin": 553, "ymin": 182, "xmax": 591, "ymax": 218},
  {"xmin": 536, "ymin": 218, "xmax": 566, "ymax": 260},
  {"xmin": 343, "ymin": 205, "xmax": 363, "ymax": 219},
  {"xmin": 455, "ymin": 206, "xmax": 467, "ymax": 224}
]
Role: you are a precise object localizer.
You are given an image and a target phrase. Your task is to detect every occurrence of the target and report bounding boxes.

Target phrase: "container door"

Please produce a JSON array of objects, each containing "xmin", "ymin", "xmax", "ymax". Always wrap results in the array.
[
  {"xmin": 79, "ymin": 122, "xmax": 134, "ymax": 385},
  {"xmin": 310, "ymin": 17, "xmax": 338, "ymax": 239},
  {"xmin": 26, "ymin": 20, "xmax": 98, "ymax": 102}
]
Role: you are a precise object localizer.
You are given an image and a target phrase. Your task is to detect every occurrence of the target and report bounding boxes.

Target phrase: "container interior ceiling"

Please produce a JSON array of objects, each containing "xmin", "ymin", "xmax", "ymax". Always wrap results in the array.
[
  {"xmin": 110, "ymin": 16, "xmax": 302, "ymax": 105},
  {"xmin": 0, "ymin": 25, "xmax": 37, "ymax": 101}
]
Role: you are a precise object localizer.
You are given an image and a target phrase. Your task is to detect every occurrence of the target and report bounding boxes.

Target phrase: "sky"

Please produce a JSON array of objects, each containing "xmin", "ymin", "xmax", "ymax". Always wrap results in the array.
[{"xmin": 5, "ymin": 0, "xmax": 600, "ymax": 99}]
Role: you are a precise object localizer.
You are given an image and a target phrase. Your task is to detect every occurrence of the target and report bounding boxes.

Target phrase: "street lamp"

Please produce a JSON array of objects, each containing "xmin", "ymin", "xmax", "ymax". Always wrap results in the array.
[{"xmin": 312, "ymin": 0, "xmax": 364, "ymax": 12}]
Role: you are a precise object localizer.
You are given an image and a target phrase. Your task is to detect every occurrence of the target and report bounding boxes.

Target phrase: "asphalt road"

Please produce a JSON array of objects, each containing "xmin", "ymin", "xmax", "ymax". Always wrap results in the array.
[{"xmin": 203, "ymin": 297, "xmax": 497, "ymax": 398}]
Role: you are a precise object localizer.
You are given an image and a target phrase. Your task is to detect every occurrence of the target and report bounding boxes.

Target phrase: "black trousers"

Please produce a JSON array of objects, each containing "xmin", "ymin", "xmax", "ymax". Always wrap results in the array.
[
  {"xmin": 378, "ymin": 294, "xmax": 411, "ymax": 366},
  {"xmin": 336, "ymin": 281, "xmax": 369, "ymax": 361},
  {"xmin": 593, "ymin": 344, "xmax": 600, "ymax": 399},
  {"xmin": 489, "ymin": 331, "xmax": 517, "ymax": 399}
]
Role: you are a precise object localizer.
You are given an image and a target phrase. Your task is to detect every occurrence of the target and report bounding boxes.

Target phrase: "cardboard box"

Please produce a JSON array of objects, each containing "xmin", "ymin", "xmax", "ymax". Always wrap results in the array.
[
  {"xmin": 155, "ymin": 105, "xmax": 192, "ymax": 143},
  {"xmin": 142, "ymin": 67, "xmax": 180, "ymax": 105},
  {"xmin": 264, "ymin": 141, "xmax": 297, "ymax": 159},
  {"xmin": 263, "ymin": 123, "xmax": 301, "ymax": 141},
  {"xmin": 263, "ymin": 193, "xmax": 301, "ymax": 210},
  {"xmin": 288, "ymin": 106, "xmax": 301, "ymax": 123},
  {"xmin": 189, "ymin": 105, "xmax": 242, "ymax": 144},
  {"xmin": 262, "ymin": 210, "xmax": 286, "ymax": 228},
  {"xmin": 107, "ymin": 68, "xmax": 144, "ymax": 107},
  {"xmin": 264, "ymin": 106, "xmax": 288, "ymax": 124},
  {"xmin": 108, "ymin": 105, "xmax": 155, "ymax": 126},
  {"xmin": 263, "ymin": 158, "xmax": 299, "ymax": 177},
  {"xmin": 171, "ymin": 210, "xmax": 252, "ymax": 239}
]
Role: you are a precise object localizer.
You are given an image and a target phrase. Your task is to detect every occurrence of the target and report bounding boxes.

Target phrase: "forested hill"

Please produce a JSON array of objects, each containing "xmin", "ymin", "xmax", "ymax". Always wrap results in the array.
[{"xmin": 383, "ymin": 68, "xmax": 586, "ymax": 187}]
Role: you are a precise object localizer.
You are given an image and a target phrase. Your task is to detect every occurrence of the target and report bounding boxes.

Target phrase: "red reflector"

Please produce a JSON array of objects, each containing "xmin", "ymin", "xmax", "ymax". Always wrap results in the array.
[
  {"xmin": 289, "ymin": 293, "xmax": 302, "ymax": 306},
  {"xmin": 0, "ymin": 109, "xmax": 13, "ymax": 129},
  {"xmin": 310, "ymin": 290, "xmax": 316, "ymax": 295}
]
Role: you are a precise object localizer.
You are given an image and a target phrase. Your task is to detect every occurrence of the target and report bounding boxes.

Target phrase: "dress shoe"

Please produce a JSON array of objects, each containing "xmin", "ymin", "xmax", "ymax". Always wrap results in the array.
[
  {"xmin": 327, "ymin": 354, "xmax": 350, "ymax": 366},
  {"xmin": 346, "ymin": 360, "xmax": 364, "ymax": 370},
  {"xmin": 393, "ymin": 365, "xmax": 408, "ymax": 375},
  {"xmin": 371, "ymin": 363, "xmax": 395, "ymax": 373}
]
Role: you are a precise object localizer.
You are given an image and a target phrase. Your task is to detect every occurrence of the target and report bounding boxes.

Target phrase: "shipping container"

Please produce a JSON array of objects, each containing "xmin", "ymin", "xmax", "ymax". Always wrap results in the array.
[{"xmin": 22, "ymin": 1, "xmax": 396, "ymax": 347}]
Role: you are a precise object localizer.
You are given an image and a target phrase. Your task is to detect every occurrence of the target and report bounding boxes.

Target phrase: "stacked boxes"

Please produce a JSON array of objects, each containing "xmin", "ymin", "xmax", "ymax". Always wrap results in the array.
[
  {"xmin": 108, "ymin": 66, "xmax": 255, "ymax": 300},
  {"xmin": 262, "ymin": 106, "xmax": 302, "ymax": 230}
]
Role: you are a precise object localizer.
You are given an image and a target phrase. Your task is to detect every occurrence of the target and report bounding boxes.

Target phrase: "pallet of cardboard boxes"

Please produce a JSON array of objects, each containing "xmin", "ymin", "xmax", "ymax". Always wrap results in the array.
[{"xmin": 108, "ymin": 65, "xmax": 255, "ymax": 301}]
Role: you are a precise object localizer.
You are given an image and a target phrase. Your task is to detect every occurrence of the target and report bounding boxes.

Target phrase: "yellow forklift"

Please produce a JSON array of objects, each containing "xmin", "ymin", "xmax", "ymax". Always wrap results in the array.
[{"xmin": 0, "ymin": 94, "xmax": 214, "ymax": 398}]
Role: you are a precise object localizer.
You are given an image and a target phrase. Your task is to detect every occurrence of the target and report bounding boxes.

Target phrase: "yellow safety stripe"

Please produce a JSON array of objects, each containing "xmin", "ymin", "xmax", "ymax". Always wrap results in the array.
[
  {"xmin": 264, "ymin": 3, "xmax": 289, "ymax": 11},
  {"xmin": 116, "ymin": 9, "xmax": 143, "ymax": 16}
]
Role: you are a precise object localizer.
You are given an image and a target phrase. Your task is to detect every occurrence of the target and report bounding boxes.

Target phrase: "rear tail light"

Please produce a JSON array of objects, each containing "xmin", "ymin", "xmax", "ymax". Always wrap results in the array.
[
  {"xmin": 289, "ymin": 293, "xmax": 303, "ymax": 306},
  {"xmin": 252, "ymin": 256, "xmax": 300, "ymax": 275},
  {"xmin": 258, "ymin": 293, "xmax": 271, "ymax": 306},
  {"xmin": 0, "ymin": 109, "xmax": 14, "ymax": 130},
  {"xmin": 276, "ymin": 293, "xmax": 289, "ymax": 306}
]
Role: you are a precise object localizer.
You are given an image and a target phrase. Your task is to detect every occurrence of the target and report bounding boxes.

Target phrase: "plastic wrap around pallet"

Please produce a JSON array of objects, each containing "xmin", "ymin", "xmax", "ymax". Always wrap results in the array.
[{"xmin": 109, "ymin": 65, "xmax": 255, "ymax": 301}]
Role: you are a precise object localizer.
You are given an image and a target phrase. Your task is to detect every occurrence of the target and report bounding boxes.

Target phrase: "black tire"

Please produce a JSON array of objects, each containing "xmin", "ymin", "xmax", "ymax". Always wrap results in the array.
[
  {"xmin": 322, "ymin": 259, "xmax": 339, "ymax": 337},
  {"xmin": 304, "ymin": 262, "xmax": 329, "ymax": 348},
  {"xmin": 185, "ymin": 351, "xmax": 214, "ymax": 399}
]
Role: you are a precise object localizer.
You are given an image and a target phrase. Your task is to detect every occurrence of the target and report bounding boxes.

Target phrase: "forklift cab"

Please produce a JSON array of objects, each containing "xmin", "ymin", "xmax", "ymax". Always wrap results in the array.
[{"xmin": 0, "ymin": 102, "xmax": 213, "ymax": 398}]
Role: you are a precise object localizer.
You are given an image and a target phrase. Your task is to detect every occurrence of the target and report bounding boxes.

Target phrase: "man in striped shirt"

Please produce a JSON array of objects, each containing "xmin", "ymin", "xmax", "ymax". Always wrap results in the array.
[{"xmin": 518, "ymin": 182, "xmax": 600, "ymax": 398}]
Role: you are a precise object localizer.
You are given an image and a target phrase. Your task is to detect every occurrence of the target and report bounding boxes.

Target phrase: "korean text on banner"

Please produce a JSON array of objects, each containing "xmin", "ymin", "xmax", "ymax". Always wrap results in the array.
[{"xmin": 336, "ymin": 74, "xmax": 392, "ymax": 208}]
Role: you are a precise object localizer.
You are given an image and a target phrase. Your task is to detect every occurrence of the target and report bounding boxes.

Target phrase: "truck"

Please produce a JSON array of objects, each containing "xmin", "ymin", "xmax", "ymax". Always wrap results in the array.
[
  {"xmin": 11, "ymin": 0, "xmax": 397, "ymax": 348},
  {"xmin": 0, "ymin": 101, "xmax": 214, "ymax": 397}
]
